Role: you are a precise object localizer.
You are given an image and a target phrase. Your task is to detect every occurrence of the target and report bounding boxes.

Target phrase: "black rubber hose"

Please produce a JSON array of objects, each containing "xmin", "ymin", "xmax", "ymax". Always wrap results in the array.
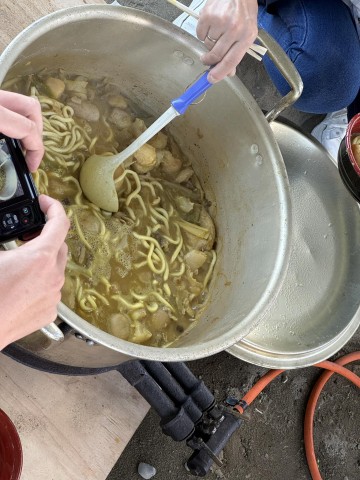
[
  {"xmin": 118, "ymin": 360, "xmax": 178, "ymax": 419},
  {"xmin": 165, "ymin": 362, "xmax": 215, "ymax": 412},
  {"xmin": 118, "ymin": 360, "xmax": 196, "ymax": 442},
  {"xmin": 141, "ymin": 361, "xmax": 203, "ymax": 424}
]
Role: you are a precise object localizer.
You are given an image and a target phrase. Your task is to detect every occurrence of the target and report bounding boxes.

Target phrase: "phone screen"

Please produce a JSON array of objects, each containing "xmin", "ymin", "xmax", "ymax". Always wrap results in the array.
[{"xmin": 0, "ymin": 138, "xmax": 25, "ymax": 203}]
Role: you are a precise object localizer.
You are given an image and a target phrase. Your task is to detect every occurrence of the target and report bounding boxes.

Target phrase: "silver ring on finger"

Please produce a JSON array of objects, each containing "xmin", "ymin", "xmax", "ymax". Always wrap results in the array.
[{"xmin": 206, "ymin": 34, "xmax": 219, "ymax": 43}]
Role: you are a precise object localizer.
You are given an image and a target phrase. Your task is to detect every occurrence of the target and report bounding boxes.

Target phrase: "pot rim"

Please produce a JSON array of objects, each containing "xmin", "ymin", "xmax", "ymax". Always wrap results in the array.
[{"xmin": 1, "ymin": 5, "xmax": 293, "ymax": 362}]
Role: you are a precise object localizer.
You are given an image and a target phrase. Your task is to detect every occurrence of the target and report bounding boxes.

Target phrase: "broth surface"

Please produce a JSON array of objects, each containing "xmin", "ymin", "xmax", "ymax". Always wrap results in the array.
[{"xmin": 6, "ymin": 70, "xmax": 217, "ymax": 346}]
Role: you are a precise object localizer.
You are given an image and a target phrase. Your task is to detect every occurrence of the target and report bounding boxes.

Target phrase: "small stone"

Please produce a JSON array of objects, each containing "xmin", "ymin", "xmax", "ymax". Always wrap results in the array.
[{"xmin": 138, "ymin": 462, "xmax": 156, "ymax": 479}]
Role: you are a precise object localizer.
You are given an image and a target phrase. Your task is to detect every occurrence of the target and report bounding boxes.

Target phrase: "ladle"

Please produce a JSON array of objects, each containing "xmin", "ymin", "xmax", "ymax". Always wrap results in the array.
[{"xmin": 79, "ymin": 71, "xmax": 213, "ymax": 212}]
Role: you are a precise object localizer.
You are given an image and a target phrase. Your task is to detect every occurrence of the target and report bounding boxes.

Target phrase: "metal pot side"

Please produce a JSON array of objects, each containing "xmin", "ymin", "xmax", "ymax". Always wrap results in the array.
[
  {"xmin": 228, "ymin": 122, "xmax": 360, "ymax": 368},
  {"xmin": 0, "ymin": 6, "xmax": 292, "ymax": 367}
]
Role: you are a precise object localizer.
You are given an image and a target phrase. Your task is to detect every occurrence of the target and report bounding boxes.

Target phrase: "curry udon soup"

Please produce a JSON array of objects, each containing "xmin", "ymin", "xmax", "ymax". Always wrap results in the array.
[{"xmin": 5, "ymin": 71, "xmax": 217, "ymax": 347}]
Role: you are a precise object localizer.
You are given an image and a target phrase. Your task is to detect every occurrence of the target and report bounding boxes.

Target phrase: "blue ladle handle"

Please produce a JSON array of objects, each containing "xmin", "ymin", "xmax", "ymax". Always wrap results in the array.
[{"xmin": 171, "ymin": 71, "xmax": 212, "ymax": 115}]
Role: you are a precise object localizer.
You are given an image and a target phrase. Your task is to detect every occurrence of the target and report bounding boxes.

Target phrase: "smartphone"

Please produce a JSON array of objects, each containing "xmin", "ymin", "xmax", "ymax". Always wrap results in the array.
[{"xmin": 0, "ymin": 133, "xmax": 46, "ymax": 243}]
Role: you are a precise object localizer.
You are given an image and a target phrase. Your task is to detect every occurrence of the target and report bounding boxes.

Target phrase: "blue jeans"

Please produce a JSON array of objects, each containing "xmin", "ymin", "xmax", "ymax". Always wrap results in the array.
[{"xmin": 258, "ymin": 0, "xmax": 360, "ymax": 118}]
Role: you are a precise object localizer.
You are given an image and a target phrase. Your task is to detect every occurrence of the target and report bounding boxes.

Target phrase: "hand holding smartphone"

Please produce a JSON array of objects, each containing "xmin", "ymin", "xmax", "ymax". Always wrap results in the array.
[{"xmin": 0, "ymin": 133, "xmax": 45, "ymax": 243}]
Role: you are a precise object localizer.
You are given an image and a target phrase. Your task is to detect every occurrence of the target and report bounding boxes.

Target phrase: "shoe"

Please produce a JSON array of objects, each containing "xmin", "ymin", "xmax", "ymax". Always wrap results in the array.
[{"xmin": 311, "ymin": 109, "xmax": 348, "ymax": 161}]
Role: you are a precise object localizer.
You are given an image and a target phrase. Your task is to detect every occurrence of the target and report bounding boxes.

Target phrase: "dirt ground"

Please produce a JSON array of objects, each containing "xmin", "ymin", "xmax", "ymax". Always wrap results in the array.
[
  {"xmin": 108, "ymin": 340, "xmax": 360, "ymax": 480},
  {"xmin": 106, "ymin": 1, "xmax": 360, "ymax": 479}
]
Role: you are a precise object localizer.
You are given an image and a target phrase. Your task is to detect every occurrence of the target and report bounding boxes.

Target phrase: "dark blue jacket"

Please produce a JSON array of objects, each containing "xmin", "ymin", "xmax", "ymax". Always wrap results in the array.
[{"xmin": 263, "ymin": 0, "xmax": 279, "ymax": 13}]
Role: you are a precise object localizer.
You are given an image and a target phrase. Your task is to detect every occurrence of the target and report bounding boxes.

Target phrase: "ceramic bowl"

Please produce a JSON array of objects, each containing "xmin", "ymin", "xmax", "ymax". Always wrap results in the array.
[
  {"xmin": 338, "ymin": 113, "xmax": 360, "ymax": 202},
  {"xmin": 0, "ymin": 409, "xmax": 22, "ymax": 480}
]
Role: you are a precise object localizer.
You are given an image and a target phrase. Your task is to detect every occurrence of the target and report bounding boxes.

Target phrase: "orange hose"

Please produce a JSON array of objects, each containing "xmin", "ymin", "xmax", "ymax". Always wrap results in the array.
[
  {"xmin": 234, "ymin": 369, "xmax": 284, "ymax": 414},
  {"xmin": 233, "ymin": 352, "xmax": 360, "ymax": 480},
  {"xmin": 305, "ymin": 353, "xmax": 360, "ymax": 480}
]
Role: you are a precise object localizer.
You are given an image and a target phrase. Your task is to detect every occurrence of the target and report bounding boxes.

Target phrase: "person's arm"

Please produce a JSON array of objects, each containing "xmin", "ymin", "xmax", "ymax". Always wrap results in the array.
[
  {"xmin": 196, "ymin": 0, "xmax": 258, "ymax": 83},
  {"xmin": 0, "ymin": 91, "xmax": 70, "ymax": 350}
]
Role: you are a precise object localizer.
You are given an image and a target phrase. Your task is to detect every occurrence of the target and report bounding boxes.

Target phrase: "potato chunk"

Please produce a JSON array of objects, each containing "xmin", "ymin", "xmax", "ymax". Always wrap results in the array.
[
  {"xmin": 133, "ymin": 144, "xmax": 157, "ymax": 173},
  {"xmin": 109, "ymin": 313, "xmax": 131, "ymax": 340},
  {"xmin": 45, "ymin": 77, "xmax": 65, "ymax": 99},
  {"xmin": 109, "ymin": 108, "xmax": 133, "ymax": 129}
]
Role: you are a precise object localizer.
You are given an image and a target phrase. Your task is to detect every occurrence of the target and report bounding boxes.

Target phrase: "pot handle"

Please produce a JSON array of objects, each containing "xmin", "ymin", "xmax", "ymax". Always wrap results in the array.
[
  {"xmin": 256, "ymin": 29, "xmax": 303, "ymax": 123},
  {"xmin": 2, "ymin": 240, "xmax": 65, "ymax": 343},
  {"xmin": 40, "ymin": 322, "xmax": 64, "ymax": 342}
]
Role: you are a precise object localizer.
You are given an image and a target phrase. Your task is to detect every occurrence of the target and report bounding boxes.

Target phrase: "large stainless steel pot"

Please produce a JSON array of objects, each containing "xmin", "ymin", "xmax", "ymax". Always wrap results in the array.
[{"xmin": 0, "ymin": 6, "xmax": 300, "ymax": 368}]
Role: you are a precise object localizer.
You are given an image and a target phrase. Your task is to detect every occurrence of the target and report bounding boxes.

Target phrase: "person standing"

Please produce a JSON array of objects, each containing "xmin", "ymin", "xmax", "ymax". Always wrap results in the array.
[{"xmin": 195, "ymin": 0, "xmax": 360, "ymax": 158}]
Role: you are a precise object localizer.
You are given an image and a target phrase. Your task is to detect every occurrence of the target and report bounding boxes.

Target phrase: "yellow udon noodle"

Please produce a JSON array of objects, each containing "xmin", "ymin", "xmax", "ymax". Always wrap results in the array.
[{"xmin": 15, "ymin": 73, "xmax": 217, "ymax": 346}]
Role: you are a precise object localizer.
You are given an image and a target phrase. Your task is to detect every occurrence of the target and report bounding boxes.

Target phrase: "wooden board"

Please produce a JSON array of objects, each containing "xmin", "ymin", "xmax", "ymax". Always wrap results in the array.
[
  {"xmin": 0, "ymin": 2, "xmax": 149, "ymax": 479},
  {"xmin": 0, "ymin": 354, "xmax": 149, "ymax": 480}
]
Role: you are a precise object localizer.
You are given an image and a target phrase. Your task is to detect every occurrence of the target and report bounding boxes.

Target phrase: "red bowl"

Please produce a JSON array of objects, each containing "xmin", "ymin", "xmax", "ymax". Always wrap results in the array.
[
  {"xmin": 0, "ymin": 410, "xmax": 22, "ymax": 480},
  {"xmin": 345, "ymin": 112, "xmax": 360, "ymax": 176}
]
